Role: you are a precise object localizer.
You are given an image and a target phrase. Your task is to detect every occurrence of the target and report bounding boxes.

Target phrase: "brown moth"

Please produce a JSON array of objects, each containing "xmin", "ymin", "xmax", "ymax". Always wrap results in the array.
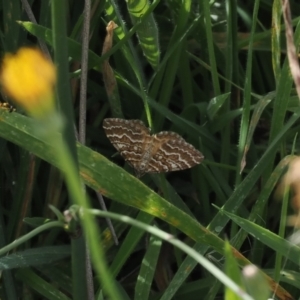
[{"xmin": 103, "ymin": 118, "xmax": 204, "ymax": 177}]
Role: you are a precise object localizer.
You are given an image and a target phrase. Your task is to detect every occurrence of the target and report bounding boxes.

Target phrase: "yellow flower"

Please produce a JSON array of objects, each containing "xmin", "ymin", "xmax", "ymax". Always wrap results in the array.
[{"xmin": 0, "ymin": 47, "xmax": 56, "ymax": 118}]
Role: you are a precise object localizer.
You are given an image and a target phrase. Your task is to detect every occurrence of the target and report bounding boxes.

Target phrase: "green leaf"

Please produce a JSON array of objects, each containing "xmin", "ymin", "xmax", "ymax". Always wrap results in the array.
[
  {"xmin": 15, "ymin": 268, "xmax": 71, "ymax": 300},
  {"xmin": 220, "ymin": 208, "xmax": 300, "ymax": 265},
  {"xmin": 110, "ymin": 211, "xmax": 154, "ymax": 277},
  {"xmin": 207, "ymin": 93, "xmax": 231, "ymax": 120},
  {"xmin": 224, "ymin": 240, "xmax": 244, "ymax": 300},
  {"xmin": 134, "ymin": 234, "xmax": 162, "ymax": 299},
  {"xmin": 0, "ymin": 246, "xmax": 70, "ymax": 270},
  {"xmin": 23, "ymin": 217, "xmax": 53, "ymax": 228}
]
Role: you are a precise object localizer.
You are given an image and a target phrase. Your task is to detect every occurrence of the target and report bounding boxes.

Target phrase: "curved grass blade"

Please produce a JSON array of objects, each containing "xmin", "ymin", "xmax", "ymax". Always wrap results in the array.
[
  {"xmin": 15, "ymin": 268, "xmax": 71, "ymax": 300},
  {"xmin": 0, "ymin": 246, "xmax": 70, "ymax": 270},
  {"xmin": 220, "ymin": 209, "xmax": 300, "ymax": 266},
  {"xmin": 240, "ymin": 91, "xmax": 275, "ymax": 173},
  {"xmin": 267, "ymin": 21, "xmax": 300, "ymax": 177}
]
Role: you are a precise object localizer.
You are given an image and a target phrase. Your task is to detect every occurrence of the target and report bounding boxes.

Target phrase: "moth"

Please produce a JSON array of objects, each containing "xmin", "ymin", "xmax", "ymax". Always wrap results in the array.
[{"xmin": 103, "ymin": 118, "xmax": 204, "ymax": 177}]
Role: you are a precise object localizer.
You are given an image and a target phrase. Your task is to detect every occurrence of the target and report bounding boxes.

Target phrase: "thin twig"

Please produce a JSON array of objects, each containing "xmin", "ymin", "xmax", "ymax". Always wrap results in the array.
[
  {"xmin": 78, "ymin": 1, "xmax": 94, "ymax": 299},
  {"xmin": 78, "ymin": 0, "xmax": 91, "ymax": 144},
  {"xmin": 85, "ymin": 246, "xmax": 94, "ymax": 300},
  {"xmin": 96, "ymin": 192, "xmax": 119, "ymax": 245},
  {"xmin": 20, "ymin": 0, "xmax": 50, "ymax": 58}
]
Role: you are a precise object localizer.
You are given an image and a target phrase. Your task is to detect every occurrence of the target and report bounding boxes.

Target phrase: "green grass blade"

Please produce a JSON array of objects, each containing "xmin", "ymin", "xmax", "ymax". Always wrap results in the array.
[
  {"xmin": 134, "ymin": 234, "xmax": 162, "ymax": 300},
  {"xmin": 15, "ymin": 268, "xmax": 71, "ymax": 300},
  {"xmin": 224, "ymin": 240, "xmax": 244, "ymax": 300},
  {"xmin": 240, "ymin": 91, "xmax": 275, "ymax": 172},
  {"xmin": 200, "ymin": 1, "xmax": 220, "ymax": 95},
  {"xmin": 267, "ymin": 20, "xmax": 300, "ymax": 175},
  {"xmin": 0, "ymin": 246, "xmax": 70, "ymax": 270},
  {"xmin": 2, "ymin": 0, "xmax": 20, "ymax": 51},
  {"xmin": 110, "ymin": 211, "xmax": 153, "ymax": 277},
  {"xmin": 221, "ymin": 209, "xmax": 300, "ymax": 265},
  {"xmin": 51, "ymin": 2, "xmax": 84, "ymax": 299},
  {"xmin": 236, "ymin": 0, "xmax": 260, "ymax": 184},
  {"xmin": 150, "ymin": 0, "xmax": 192, "ymax": 130},
  {"xmin": 207, "ymin": 93, "xmax": 231, "ymax": 121}
]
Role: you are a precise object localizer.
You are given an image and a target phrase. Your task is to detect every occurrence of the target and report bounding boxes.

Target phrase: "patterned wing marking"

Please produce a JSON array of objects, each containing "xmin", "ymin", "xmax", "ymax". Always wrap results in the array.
[
  {"xmin": 103, "ymin": 118, "xmax": 151, "ymax": 168},
  {"xmin": 146, "ymin": 131, "xmax": 204, "ymax": 173}
]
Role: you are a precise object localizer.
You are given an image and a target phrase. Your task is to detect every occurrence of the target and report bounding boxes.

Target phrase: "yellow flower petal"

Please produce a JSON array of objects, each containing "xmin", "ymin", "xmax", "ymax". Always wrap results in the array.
[{"xmin": 0, "ymin": 47, "xmax": 56, "ymax": 118}]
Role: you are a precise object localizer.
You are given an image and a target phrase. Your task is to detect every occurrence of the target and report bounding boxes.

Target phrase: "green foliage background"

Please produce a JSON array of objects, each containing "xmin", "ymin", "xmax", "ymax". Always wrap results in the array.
[{"xmin": 1, "ymin": 0, "xmax": 300, "ymax": 299}]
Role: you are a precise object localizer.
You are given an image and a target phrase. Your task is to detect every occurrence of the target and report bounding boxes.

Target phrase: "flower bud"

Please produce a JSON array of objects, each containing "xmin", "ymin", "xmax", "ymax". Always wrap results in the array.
[{"xmin": 0, "ymin": 47, "xmax": 56, "ymax": 118}]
